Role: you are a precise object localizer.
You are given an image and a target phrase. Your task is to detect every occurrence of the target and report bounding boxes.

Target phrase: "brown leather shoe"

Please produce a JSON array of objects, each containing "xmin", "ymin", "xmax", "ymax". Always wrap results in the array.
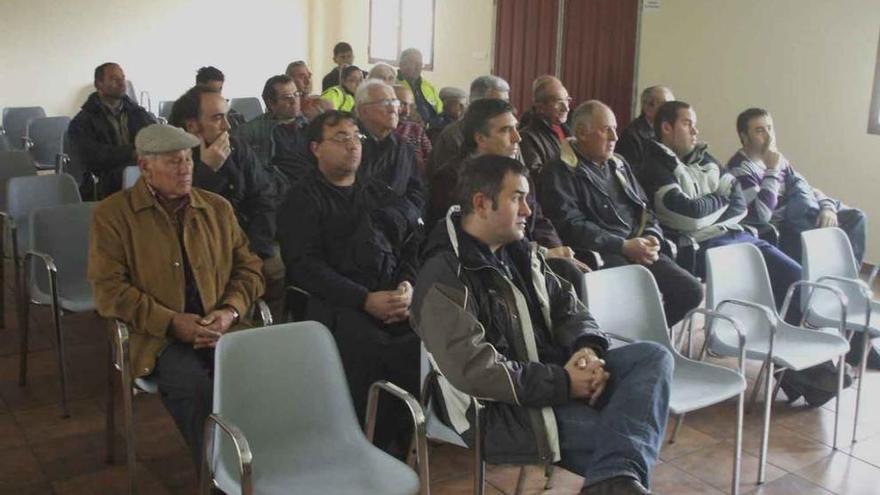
[{"xmin": 580, "ymin": 476, "xmax": 651, "ymax": 495}]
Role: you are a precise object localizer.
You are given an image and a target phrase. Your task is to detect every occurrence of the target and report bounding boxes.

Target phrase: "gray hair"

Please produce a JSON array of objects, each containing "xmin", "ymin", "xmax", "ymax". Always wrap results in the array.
[
  {"xmin": 532, "ymin": 75, "xmax": 562, "ymax": 102},
  {"xmin": 368, "ymin": 63, "xmax": 395, "ymax": 80},
  {"xmin": 285, "ymin": 60, "xmax": 308, "ymax": 75},
  {"xmin": 355, "ymin": 79, "xmax": 392, "ymax": 107},
  {"xmin": 439, "ymin": 86, "xmax": 467, "ymax": 102},
  {"xmin": 469, "ymin": 75, "xmax": 510, "ymax": 101},
  {"xmin": 399, "ymin": 47, "xmax": 422, "ymax": 64},
  {"xmin": 640, "ymin": 85, "xmax": 671, "ymax": 111},
  {"xmin": 571, "ymin": 100, "xmax": 611, "ymax": 133}
]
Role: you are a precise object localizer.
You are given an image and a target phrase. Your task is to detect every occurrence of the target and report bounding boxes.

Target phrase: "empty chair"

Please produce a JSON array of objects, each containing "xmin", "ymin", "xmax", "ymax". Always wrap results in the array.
[
  {"xmin": 705, "ymin": 242, "xmax": 849, "ymax": 484},
  {"xmin": 228, "ymin": 97, "xmax": 263, "ymax": 122},
  {"xmin": 802, "ymin": 227, "xmax": 878, "ymax": 443},
  {"xmin": 584, "ymin": 264, "xmax": 747, "ymax": 495},
  {"xmin": 158, "ymin": 100, "xmax": 174, "ymax": 120},
  {"xmin": 122, "ymin": 166, "xmax": 140, "ymax": 189},
  {"xmin": 2, "ymin": 106, "xmax": 47, "ymax": 150},
  {"xmin": 0, "ymin": 151, "xmax": 38, "ymax": 328},
  {"xmin": 202, "ymin": 321, "xmax": 426, "ymax": 495},
  {"xmin": 24, "ymin": 116, "xmax": 71, "ymax": 170},
  {"xmin": 20, "ymin": 202, "xmax": 97, "ymax": 418},
  {"xmin": 5, "ymin": 174, "xmax": 82, "ymax": 266}
]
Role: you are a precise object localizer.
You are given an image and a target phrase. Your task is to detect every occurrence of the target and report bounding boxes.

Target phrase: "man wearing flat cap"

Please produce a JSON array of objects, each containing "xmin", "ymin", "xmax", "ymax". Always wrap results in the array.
[{"xmin": 88, "ymin": 124, "xmax": 265, "ymax": 468}]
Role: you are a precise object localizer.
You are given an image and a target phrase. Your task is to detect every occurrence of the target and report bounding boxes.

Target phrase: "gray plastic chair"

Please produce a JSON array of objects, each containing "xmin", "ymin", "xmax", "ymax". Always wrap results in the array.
[
  {"xmin": 106, "ymin": 301, "xmax": 272, "ymax": 495},
  {"xmin": 202, "ymin": 321, "xmax": 427, "ymax": 495},
  {"xmin": 122, "ymin": 166, "xmax": 141, "ymax": 189},
  {"xmin": 584, "ymin": 264, "xmax": 747, "ymax": 495},
  {"xmin": 0, "ymin": 151, "xmax": 38, "ymax": 329},
  {"xmin": 20, "ymin": 202, "xmax": 96, "ymax": 418},
  {"xmin": 157, "ymin": 101, "xmax": 174, "ymax": 120},
  {"xmin": 2, "ymin": 106, "xmax": 47, "ymax": 150},
  {"xmin": 802, "ymin": 227, "xmax": 877, "ymax": 444},
  {"xmin": 705, "ymin": 242, "xmax": 849, "ymax": 484},
  {"xmin": 228, "ymin": 97, "xmax": 263, "ymax": 122},
  {"xmin": 24, "ymin": 116, "xmax": 71, "ymax": 171},
  {"xmin": 0, "ymin": 134, "xmax": 10, "ymax": 152}
]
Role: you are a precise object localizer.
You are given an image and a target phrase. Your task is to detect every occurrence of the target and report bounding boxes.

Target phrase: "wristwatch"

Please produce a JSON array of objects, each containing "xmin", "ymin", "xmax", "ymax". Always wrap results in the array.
[{"xmin": 223, "ymin": 305, "xmax": 241, "ymax": 325}]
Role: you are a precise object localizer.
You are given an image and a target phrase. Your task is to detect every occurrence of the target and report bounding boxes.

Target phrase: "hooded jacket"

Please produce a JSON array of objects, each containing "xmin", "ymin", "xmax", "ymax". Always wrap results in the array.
[{"xmin": 411, "ymin": 209, "xmax": 609, "ymax": 464}]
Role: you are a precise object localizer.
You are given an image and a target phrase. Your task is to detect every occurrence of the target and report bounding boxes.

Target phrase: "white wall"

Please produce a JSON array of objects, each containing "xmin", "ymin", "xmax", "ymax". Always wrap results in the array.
[
  {"xmin": 0, "ymin": 0, "xmax": 310, "ymax": 116},
  {"xmin": 637, "ymin": 0, "xmax": 880, "ymax": 261}
]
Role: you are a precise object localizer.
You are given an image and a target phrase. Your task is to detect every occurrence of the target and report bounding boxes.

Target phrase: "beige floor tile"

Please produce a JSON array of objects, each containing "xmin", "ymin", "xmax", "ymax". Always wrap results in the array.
[
  {"xmin": 670, "ymin": 440, "xmax": 787, "ymax": 493},
  {"xmin": 795, "ymin": 451, "xmax": 880, "ymax": 495}
]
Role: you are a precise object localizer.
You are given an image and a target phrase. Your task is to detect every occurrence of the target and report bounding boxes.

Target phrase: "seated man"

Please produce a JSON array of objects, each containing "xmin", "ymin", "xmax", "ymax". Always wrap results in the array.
[
  {"xmin": 195, "ymin": 66, "xmax": 245, "ymax": 129},
  {"xmin": 321, "ymin": 41, "xmax": 355, "ymax": 92},
  {"xmin": 727, "ymin": 107, "xmax": 867, "ymax": 264},
  {"xmin": 368, "ymin": 63, "xmax": 397, "ymax": 85},
  {"xmin": 68, "ymin": 62, "xmax": 156, "ymax": 198},
  {"xmin": 320, "ymin": 65, "xmax": 363, "ymax": 112},
  {"xmin": 170, "ymin": 85, "xmax": 283, "ymax": 319},
  {"xmin": 616, "ymin": 86, "xmax": 674, "ymax": 180},
  {"xmin": 233, "ymin": 74, "xmax": 305, "ymax": 168},
  {"xmin": 426, "ymin": 86, "xmax": 467, "ymax": 143},
  {"xmin": 640, "ymin": 101, "xmax": 801, "ymax": 313},
  {"xmin": 278, "ymin": 111, "xmax": 420, "ymax": 455},
  {"xmin": 412, "ymin": 155, "xmax": 672, "ymax": 495},
  {"xmin": 539, "ymin": 100, "xmax": 702, "ymax": 326},
  {"xmin": 392, "ymin": 84, "xmax": 432, "ymax": 176},
  {"xmin": 88, "ymin": 124, "xmax": 264, "ymax": 467},
  {"xmin": 397, "ymin": 48, "xmax": 443, "ymax": 127},
  {"xmin": 286, "ymin": 60, "xmax": 327, "ymax": 122},
  {"xmin": 519, "ymin": 75, "xmax": 573, "ymax": 176}
]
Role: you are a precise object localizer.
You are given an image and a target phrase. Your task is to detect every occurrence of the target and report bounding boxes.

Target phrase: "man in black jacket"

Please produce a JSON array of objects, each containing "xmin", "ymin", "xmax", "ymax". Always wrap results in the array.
[
  {"xmin": 519, "ymin": 75, "xmax": 572, "ymax": 177},
  {"xmin": 278, "ymin": 110, "xmax": 420, "ymax": 455},
  {"xmin": 539, "ymin": 100, "xmax": 702, "ymax": 326},
  {"xmin": 616, "ymin": 86, "xmax": 674, "ymax": 180},
  {"xmin": 68, "ymin": 62, "xmax": 156, "ymax": 198},
  {"xmin": 169, "ymin": 86, "xmax": 282, "ymax": 316},
  {"xmin": 412, "ymin": 155, "xmax": 672, "ymax": 495}
]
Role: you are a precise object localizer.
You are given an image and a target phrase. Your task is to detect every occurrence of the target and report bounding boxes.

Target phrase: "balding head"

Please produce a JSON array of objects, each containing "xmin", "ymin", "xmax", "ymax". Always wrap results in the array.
[
  {"xmin": 640, "ymin": 86, "xmax": 674, "ymax": 122},
  {"xmin": 532, "ymin": 75, "xmax": 570, "ymax": 125},
  {"xmin": 571, "ymin": 100, "xmax": 618, "ymax": 163}
]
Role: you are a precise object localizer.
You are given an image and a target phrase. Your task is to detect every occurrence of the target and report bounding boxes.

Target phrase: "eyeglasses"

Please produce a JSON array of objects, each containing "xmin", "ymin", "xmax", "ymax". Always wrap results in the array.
[
  {"xmin": 363, "ymin": 98, "xmax": 401, "ymax": 109},
  {"xmin": 325, "ymin": 132, "xmax": 366, "ymax": 145},
  {"xmin": 277, "ymin": 92, "xmax": 304, "ymax": 102}
]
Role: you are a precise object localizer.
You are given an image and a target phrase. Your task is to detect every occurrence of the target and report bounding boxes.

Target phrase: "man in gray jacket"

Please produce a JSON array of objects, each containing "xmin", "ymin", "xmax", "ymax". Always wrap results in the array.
[{"xmin": 411, "ymin": 155, "xmax": 672, "ymax": 495}]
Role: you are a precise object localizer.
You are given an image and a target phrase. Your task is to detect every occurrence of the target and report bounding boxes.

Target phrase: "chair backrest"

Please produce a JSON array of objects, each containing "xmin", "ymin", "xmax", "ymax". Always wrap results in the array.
[
  {"xmin": 158, "ymin": 101, "xmax": 174, "ymax": 119},
  {"xmin": 122, "ymin": 166, "xmax": 141, "ymax": 189},
  {"xmin": 584, "ymin": 264, "xmax": 672, "ymax": 348},
  {"xmin": 27, "ymin": 116, "xmax": 71, "ymax": 168},
  {"xmin": 802, "ymin": 227, "xmax": 859, "ymax": 281},
  {"xmin": 706, "ymin": 243, "xmax": 777, "ymax": 339},
  {"xmin": 212, "ymin": 321, "xmax": 368, "ymax": 483},
  {"xmin": 6, "ymin": 174, "xmax": 81, "ymax": 253},
  {"xmin": 29, "ymin": 202, "xmax": 96, "ymax": 297},
  {"xmin": 2, "ymin": 107, "xmax": 47, "ymax": 150},
  {"xmin": 0, "ymin": 134, "xmax": 10, "ymax": 152},
  {"xmin": 0, "ymin": 151, "xmax": 37, "ymax": 210},
  {"xmin": 125, "ymin": 80, "xmax": 138, "ymax": 103},
  {"xmin": 229, "ymin": 97, "xmax": 263, "ymax": 122}
]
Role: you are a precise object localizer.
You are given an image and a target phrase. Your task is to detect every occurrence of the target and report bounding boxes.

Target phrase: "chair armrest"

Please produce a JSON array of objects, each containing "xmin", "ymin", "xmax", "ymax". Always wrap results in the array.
[
  {"xmin": 22, "ymin": 136, "xmax": 33, "ymax": 151},
  {"xmin": 24, "ymin": 250, "xmax": 57, "ymax": 274},
  {"xmin": 867, "ymin": 265, "xmax": 879, "ymax": 291},
  {"xmin": 683, "ymin": 307, "xmax": 747, "ymax": 374},
  {"xmin": 23, "ymin": 250, "xmax": 58, "ymax": 305},
  {"xmin": 201, "ymin": 413, "xmax": 253, "ymax": 495},
  {"xmin": 366, "ymin": 380, "xmax": 429, "ymax": 495},
  {"xmin": 716, "ymin": 298, "xmax": 777, "ymax": 344},
  {"xmin": 817, "ymin": 275, "xmax": 872, "ymax": 299},
  {"xmin": 783, "ymin": 280, "xmax": 849, "ymax": 337},
  {"xmin": 55, "ymin": 152, "xmax": 69, "ymax": 174},
  {"xmin": 605, "ymin": 332, "xmax": 636, "ymax": 344},
  {"xmin": 251, "ymin": 298, "xmax": 272, "ymax": 326}
]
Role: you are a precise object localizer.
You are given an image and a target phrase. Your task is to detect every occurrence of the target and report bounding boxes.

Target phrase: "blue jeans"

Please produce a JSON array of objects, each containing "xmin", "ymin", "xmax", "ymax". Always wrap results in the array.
[{"xmin": 555, "ymin": 341, "xmax": 673, "ymax": 489}]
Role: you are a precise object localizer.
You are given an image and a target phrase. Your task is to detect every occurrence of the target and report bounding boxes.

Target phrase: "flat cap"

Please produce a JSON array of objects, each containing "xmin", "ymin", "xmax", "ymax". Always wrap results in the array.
[
  {"xmin": 439, "ymin": 86, "xmax": 467, "ymax": 102},
  {"xmin": 135, "ymin": 124, "xmax": 200, "ymax": 154}
]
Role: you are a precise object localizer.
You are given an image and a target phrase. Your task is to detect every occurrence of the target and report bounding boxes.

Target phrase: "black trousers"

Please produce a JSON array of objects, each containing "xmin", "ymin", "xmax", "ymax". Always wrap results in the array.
[
  {"xmin": 154, "ymin": 342, "xmax": 214, "ymax": 469},
  {"xmin": 601, "ymin": 253, "xmax": 703, "ymax": 327}
]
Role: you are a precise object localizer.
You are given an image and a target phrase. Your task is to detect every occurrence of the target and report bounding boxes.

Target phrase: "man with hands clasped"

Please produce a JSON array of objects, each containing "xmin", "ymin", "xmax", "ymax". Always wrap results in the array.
[{"xmin": 412, "ymin": 155, "xmax": 672, "ymax": 495}]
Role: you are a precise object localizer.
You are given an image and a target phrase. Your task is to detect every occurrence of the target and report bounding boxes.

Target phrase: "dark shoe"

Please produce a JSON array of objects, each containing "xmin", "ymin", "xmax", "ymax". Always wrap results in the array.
[{"xmin": 581, "ymin": 476, "xmax": 651, "ymax": 495}]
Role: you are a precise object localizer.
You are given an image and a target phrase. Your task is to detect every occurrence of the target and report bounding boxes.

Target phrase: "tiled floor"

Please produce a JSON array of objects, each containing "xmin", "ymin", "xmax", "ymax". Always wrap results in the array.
[{"xmin": 2, "ymin": 272, "xmax": 880, "ymax": 494}]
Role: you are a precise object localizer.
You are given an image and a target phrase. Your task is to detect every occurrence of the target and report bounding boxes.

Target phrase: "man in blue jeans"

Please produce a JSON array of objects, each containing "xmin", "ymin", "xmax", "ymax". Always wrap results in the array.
[{"xmin": 411, "ymin": 155, "xmax": 672, "ymax": 494}]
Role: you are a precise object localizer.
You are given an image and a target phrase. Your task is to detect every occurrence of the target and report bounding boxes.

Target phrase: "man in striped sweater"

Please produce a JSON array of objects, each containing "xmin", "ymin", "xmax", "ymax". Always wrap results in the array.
[{"xmin": 726, "ymin": 108, "xmax": 866, "ymax": 264}]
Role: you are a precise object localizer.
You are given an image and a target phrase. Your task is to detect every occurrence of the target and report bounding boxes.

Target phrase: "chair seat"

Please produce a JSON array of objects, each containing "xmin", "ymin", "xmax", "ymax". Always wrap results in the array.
[
  {"xmin": 426, "ymin": 409, "xmax": 467, "ymax": 448},
  {"xmin": 670, "ymin": 356, "xmax": 746, "ymax": 414},
  {"xmin": 134, "ymin": 376, "xmax": 159, "ymax": 394},
  {"xmin": 30, "ymin": 278, "xmax": 94, "ymax": 312},
  {"xmin": 806, "ymin": 299, "xmax": 880, "ymax": 338},
  {"xmin": 214, "ymin": 438, "xmax": 420, "ymax": 495},
  {"xmin": 710, "ymin": 320, "xmax": 849, "ymax": 371}
]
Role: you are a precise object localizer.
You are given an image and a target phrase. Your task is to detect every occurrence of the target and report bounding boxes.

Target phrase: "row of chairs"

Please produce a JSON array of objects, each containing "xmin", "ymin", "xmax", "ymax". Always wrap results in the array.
[
  {"xmin": 1, "ymin": 106, "xmax": 70, "ymax": 171},
  {"xmin": 155, "ymin": 96, "xmax": 265, "ymax": 122}
]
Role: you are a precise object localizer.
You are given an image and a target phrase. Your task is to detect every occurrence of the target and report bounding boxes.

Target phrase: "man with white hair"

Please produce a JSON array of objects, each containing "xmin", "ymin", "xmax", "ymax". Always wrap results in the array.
[
  {"xmin": 368, "ymin": 63, "xmax": 397, "ymax": 85},
  {"xmin": 397, "ymin": 48, "xmax": 443, "ymax": 127},
  {"xmin": 355, "ymin": 79, "xmax": 426, "ymax": 223},
  {"xmin": 520, "ymin": 75, "xmax": 573, "ymax": 176},
  {"xmin": 539, "ymin": 100, "xmax": 703, "ymax": 327},
  {"xmin": 427, "ymin": 86, "xmax": 467, "ymax": 142},
  {"xmin": 616, "ymin": 85, "xmax": 674, "ymax": 179},
  {"xmin": 429, "ymin": 74, "xmax": 511, "ymax": 175}
]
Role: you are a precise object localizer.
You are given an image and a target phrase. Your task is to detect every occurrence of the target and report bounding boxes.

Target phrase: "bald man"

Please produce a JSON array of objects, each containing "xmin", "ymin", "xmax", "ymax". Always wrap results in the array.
[
  {"xmin": 616, "ymin": 85, "xmax": 674, "ymax": 180},
  {"xmin": 519, "ymin": 75, "xmax": 573, "ymax": 177}
]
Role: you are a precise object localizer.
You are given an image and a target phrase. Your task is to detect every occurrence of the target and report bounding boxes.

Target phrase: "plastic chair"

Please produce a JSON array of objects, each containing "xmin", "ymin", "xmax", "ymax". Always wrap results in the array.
[
  {"xmin": 24, "ymin": 116, "xmax": 71, "ymax": 171},
  {"xmin": 19, "ymin": 202, "xmax": 96, "ymax": 417},
  {"xmin": 106, "ymin": 300, "xmax": 272, "ymax": 495},
  {"xmin": 0, "ymin": 134, "xmax": 10, "ymax": 152},
  {"xmin": 584, "ymin": 264, "xmax": 747, "ymax": 495},
  {"xmin": 201, "ymin": 321, "xmax": 427, "ymax": 495},
  {"xmin": 228, "ymin": 97, "xmax": 263, "ymax": 122},
  {"xmin": 157, "ymin": 101, "xmax": 174, "ymax": 120},
  {"xmin": 60, "ymin": 131, "xmax": 99, "ymax": 200},
  {"xmin": 0, "ymin": 151, "xmax": 38, "ymax": 329},
  {"xmin": 801, "ymin": 227, "xmax": 878, "ymax": 444},
  {"xmin": 705, "ymin": 242, "xmax": 849, "ymax": 484},
  {"xmin": 122, "ymin": 166, "xmax": 141, "ymax": 189},
  {"xmin": 2, "ymin": 106, "xmax": 46, "ymax": 150}
]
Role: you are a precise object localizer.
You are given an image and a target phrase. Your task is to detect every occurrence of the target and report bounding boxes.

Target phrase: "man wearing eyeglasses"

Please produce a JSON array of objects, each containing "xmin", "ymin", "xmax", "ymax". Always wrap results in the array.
[
  {"xmin": 278, "ymin": 110, "xmax": 421, "ymax": 458},
  {"xmin": 520, "ymin": 75, "xmax": 573, "ymax": 177},
  {"xmin": 355, "ymin": 79, "xmax": 426, "ymax": 226}
]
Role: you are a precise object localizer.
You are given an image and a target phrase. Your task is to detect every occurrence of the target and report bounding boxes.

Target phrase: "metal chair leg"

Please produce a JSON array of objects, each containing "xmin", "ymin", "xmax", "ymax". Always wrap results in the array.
[
  {"xmin": 51, "ymin": 301, "xmax": 70, "ymax": 418},
  {"xmin": 473, "ymin": 404, "xmax": 485, "ymax": 495},
  {"xmin": 747, "ymin": 359, "xmax": 768, "ymax": 415},
  {"xmin": 105, "ymin": 342, "xmax": 116, "ymax": 464},
  {"xmin": 121, "ymin": 368, "xmax": 137, "ymax": 494},
  {"xmin": 833, "ymin": 354, "xmax": 845, "ymax": 450},
  {"xmin": 758, "ymin": 360, "xmax": 774, "ymax": 484},
  {"xmin": 669, "ymin": 414, "xmax": 685, "ymax": 444},
  {"xmin": 513, "ymin": 466, "xmax": 527, "ymax": 495},
  {"xmin": 543, "ymin": 465, "xmax": 555, "ymax": 490},
  {"xmin": 732, "ymin": 390, "xmax": 744, "ymax": 495},
  {"xmin": 853, "ymin": 333, "xmax": 871, "ymax": 444},
  {"xmin": 16, "ymin": 257, "xmax": 28, "ymax": 387},
  {"xmin": 771, "ymin": 369, "xmax": 787, "ymax": 403}
]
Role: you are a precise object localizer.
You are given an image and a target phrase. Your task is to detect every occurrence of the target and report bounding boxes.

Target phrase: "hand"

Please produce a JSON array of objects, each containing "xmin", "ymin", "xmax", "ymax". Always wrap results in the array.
[
  {"xmin": 816, "ymin": 209, "xmax": 839, "ymax": 228},
  {"xmin": 763, "ymin": 149, "xmax": 781, "ymax": 170},
  {"xmin": 546, "ymin": 246, "xmax": 591, "ymax": 273},
  {"xmin": 716, "ymin": 174, "xmax": 737, "ymax": 197},
  {"xmin": 200, "ymin": 132, "xmax": 231, "ymax": 171},
  {"xmin": 199, "ymin": 308, "xmax": 237, "ymax": 334},
  {"xmin": 383, "ymin": 282, "xmax": 414, "ymax": 324},
  {"xmin": 622, "ymin": 237, "xmax": 660, "ymax": 266},
  {"xmin": 565, "ymin": 348, "xmax": 609, "ymax": 405},
  {"xmin": 170, "ymin": 313, "xmax": 222, "ymax": 349},
  {"xmin": 364, "ymin": 288, "xmax": 411, "ymax": 323}
]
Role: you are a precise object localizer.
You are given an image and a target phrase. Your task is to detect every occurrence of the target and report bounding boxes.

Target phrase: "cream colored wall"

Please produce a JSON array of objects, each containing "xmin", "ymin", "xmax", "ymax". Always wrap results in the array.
[
  {"xmin": 0, "ymin": 0, "xmax": 310, "ymax": 117},
  {"xmin": 638, "ymin": 0, "xmax": 880, "ymax": 261},
  {"xmin": 308, "ymin": 0, "xmax": 495, "ymax": 95}
]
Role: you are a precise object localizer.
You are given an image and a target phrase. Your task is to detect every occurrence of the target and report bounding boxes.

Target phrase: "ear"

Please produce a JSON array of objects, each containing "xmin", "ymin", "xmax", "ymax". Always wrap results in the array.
[
  {"xmin": 183, "ymin": 119, "xmax": 199, "ymax": 135},
  {"xmin": 661, "ymin": 121, "xmax": 673, "ymax": 138},
  {"xmin": 471, "ymin": 191, "xmax": 490, "ymax": 217},
  {"xmin": 309, "ymin": 141, "xmax": 320, "ymax": 157}
]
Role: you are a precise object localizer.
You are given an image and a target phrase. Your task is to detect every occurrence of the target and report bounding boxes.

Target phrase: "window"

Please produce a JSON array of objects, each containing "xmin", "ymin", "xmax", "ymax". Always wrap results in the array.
[
  {"xmin": 369, "ymin": 0, "xmax": 435, "ymax": 69},
  {"xmin": 869, "ymin": 31, "xmax": 880, "ymax": 135}
]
